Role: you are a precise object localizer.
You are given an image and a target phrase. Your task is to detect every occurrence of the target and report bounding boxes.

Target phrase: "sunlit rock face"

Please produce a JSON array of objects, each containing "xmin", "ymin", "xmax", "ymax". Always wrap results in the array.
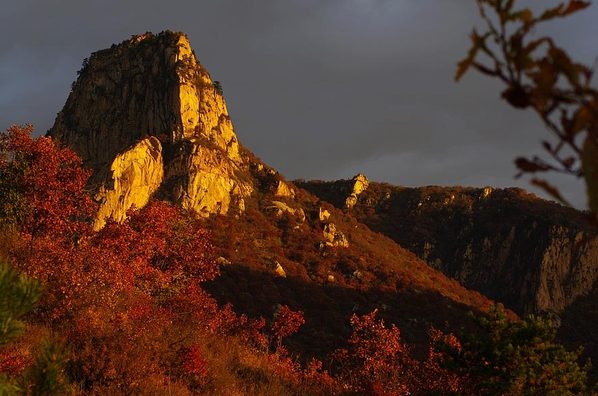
[
  {"xmin": 322, "ymin": 223, "xmax": 349, "ymax": 248},
  {"xmin": 344, "ymin": 173, "xmax": 369, "ymax": 209},
  {"xmin": 274, "ymin": 180, "xmax": 295, "ymax": 198},
  {"xmin": 49, "ymin": 31, "xmax": 251, "ymax": 225},
  {"xmin": 94, "ymin": 137, "xmax": 164, "ymax": 230}
]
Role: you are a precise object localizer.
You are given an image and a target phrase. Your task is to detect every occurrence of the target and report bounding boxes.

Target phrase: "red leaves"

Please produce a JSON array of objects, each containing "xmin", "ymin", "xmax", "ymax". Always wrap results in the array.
[
  {"xmin": 0, "ymin": 347, "xmax": 31, "ymax": 377},
  {"xmin": 130, "ymin": 202, "xmax": 219, "ymax": 282},
  {"xmin": 422, "ymin": 329, "xmax": 466, "ymax": 394},
  {"xmin": 332, "ymin": 310, "xmax": 469, "ymax": 394},
  {"xmin": 333, "ymin": 310, "xmax": 414, "ymax": 395},
  {"xmin": 271, "ymin": 305, "xmax": 305, "ymax": 346},
  {"xmin": 0, "ymin": 125, "xmax": 95, "ymax": 238},
  {"xmin": 181, "ymin": 345, "xmax": 209, "ymax": 378},
  {"xmin": 0, "ymin": 126, "xmax": 336, "ymax": 392}
]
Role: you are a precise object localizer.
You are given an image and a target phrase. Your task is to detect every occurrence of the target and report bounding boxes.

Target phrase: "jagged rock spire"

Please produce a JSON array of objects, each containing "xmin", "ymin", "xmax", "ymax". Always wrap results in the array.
[{"xmin": 49, "ymin": 31, "xmax": 252, "ymax": 228}]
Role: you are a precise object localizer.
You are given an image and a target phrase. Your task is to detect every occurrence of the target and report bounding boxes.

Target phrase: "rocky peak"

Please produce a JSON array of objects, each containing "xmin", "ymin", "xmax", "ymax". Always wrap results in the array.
[
  {"xmin": 293, "ymin": 173, "xmax": 369, "ymax": 210},
  {"xmin": 48, "ymin": 31, "xmax": 252, "ymax": 228}
]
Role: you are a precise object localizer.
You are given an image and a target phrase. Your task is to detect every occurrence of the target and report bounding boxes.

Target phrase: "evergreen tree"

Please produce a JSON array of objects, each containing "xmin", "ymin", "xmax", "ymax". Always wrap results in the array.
[
  {"xmin": 0, "ymin": 261, "xmax": 41, "ymax": 394},
  {"xmin": 0, "ymin": 262, "xmax": 41, "ymax": 346},
  {"xmin": 0, "ymin": 262, "xmax": 70, "ymax": 395},
  {"xmin": 444, "ymin": 305, "xmax": 591, "ymax": 395}
]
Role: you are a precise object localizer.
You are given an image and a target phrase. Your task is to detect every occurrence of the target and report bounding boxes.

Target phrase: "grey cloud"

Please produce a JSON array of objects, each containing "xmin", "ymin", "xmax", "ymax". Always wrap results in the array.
[{"xmin": 1, "ymin": 0, "xmax": 596, "ymax": 209}]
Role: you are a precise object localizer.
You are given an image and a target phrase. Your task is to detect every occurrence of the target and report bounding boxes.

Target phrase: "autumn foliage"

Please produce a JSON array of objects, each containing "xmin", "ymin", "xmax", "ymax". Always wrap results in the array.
[
  {"xmin": 457, "ymin": 0, "xmax": 598, "ymax": 221},
  {"xmin": 333, "ymin": 310, "xmax": 465, "ymax": 395},
  {"xmin": 271, "ymin": 305, "xmax": 305, "ymax": 350},
  {"xmin": 0, "ymin": 126, "xmax": 335, "ymax": 394},
  {"xmin": 0, "ymin": 125, "xmax": 592, "ymax": 394}
]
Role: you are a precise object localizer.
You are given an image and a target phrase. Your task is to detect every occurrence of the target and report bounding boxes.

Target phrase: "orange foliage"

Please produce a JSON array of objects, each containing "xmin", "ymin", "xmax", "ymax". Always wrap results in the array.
[
  {"xmin": 0, "ymin": 126, "xmax": 340, "ymax": 393},
  {"xmin": 4, "ymin": 125, "xmax": 577, "ymax": 394},
  {"xmin": 271, "ymin": 305, "xmax": 305, "ymax": 350}
]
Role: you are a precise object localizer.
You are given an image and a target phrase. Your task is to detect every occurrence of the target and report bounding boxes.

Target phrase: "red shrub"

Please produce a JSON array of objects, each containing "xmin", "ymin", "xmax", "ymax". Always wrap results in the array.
[
  {"xmin": 0, "ymin": 347, "xmax": 31, "ymax": 376},
  {"xmin": 420, "ymin": 328, "xmax": 466, "ymax": 394},
  {"xmin": 271, "ymin": 305, "xmax": 305, "ymax": 350},
  {"xmin": 333, "ymin": 309, "xmax": 414, "ymax": 395},
  {"xmin": 182, "ymin": 345, "xmax": 209, "ymax": 377},
  {"xmin": 0, "ymin": 125, "xmax": 94, "ymax": 239}
]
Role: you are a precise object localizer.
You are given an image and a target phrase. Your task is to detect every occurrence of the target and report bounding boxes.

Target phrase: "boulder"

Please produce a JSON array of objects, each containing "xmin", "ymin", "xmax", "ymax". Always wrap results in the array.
[
  {"xmin": 318, "ymin": 207, "xmax": 331, "ymax": 222},
  {"xmin": 274, "ymin": 261, "xmax": 286, "ymax": 278},
  {"xmin": 266, "ymin": 201, "xmax": 306, "ymax": 222},
  {"xmin": 323, "ymin": 223, "xmax": 349, "ymax": 248},
  {"xmin": 274, "ymin": 180, "xmax": 295, "ymax": 198}
]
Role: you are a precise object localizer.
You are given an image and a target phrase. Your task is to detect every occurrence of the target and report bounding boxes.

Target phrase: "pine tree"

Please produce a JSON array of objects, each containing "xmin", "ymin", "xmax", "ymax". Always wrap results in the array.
[
  {"xmin": 0, "ymin": 261, "xmax": 41, "ymax": 394},
  {"xmin": 444, "ymin": 305, "xmax": 591, "ymax": 395},
  {"xmin": 0, "ymin": 262, "xmax": 71, "ymax": 395}
]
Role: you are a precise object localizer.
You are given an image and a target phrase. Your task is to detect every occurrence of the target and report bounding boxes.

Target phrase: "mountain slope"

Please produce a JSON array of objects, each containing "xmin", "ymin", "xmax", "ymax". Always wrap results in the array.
[
  {"xmin": 297, "ymin": 178, "xmax": 598, "ymax": 317},
  {"xmin": 46, "ymin": 31, "xmax": 508, "ymax": 361},
  {"xmin": 297, "ymin": 177, "xmax": 598, "ymax": 380}
]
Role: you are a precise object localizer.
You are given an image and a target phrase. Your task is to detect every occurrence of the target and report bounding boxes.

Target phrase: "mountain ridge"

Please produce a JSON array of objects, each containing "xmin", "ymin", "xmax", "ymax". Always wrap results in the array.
[
  {"xmin": 296, "ymin": 177, "xmax": 598, "ymax": 316},
  {"xmin": 297, "ymin": 177, "xmax": 598, "ymax": 379}
]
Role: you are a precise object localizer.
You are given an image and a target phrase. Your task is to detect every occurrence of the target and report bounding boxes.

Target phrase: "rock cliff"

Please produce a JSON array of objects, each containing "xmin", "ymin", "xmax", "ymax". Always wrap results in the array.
[
  {"xmin": 297, "ymin": 179, "xmax": 598, "ymax": 316},
  {"xmin": 48, "ymin": 31, "xmax": 252, "ymax": 228}
]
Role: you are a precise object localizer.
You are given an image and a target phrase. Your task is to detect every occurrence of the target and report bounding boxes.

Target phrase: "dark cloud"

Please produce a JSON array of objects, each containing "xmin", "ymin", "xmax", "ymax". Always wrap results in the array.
[{"xmin": 1, "ymin": 0, "xmax": 596, "ymax": 208}]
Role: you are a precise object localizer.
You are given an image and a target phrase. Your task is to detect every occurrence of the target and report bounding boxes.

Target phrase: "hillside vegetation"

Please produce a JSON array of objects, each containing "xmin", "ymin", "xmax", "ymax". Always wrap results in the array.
[{"xmin": 0, "ymin": 126, "xmax": 592, "ymax": 394}]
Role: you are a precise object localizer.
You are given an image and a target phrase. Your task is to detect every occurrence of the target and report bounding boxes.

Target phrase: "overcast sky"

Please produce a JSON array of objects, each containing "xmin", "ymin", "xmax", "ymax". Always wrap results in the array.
[{"xmin": 1, "ymin": 0, "xmax": 597, "ymax": 208}]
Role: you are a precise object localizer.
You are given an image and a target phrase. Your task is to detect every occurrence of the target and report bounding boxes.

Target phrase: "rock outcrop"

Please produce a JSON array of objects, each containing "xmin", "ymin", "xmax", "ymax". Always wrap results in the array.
[
  {"xmin": 49, "ymin": 31, "xmax": 252, "ymax": 226},
  {"xmin": 274, "ymin": 180, "xmax": 295, "ymax": 198},
  {"xmin": 274, "ymin": 261, "xmax": 287, "ymax": 278},
  {"xmin": 322, "ymin": 223, "xmax": 349, "ymax": 248},
  {"xmin": 94, "ymin": 137, "xmax": 164, "ymax": 229},
  {"xmin": 345, "ymin": 174, "xmax": 369, "ymax": 208},
  {"xmin": 318, "ymin": 207, "xmax": 331, "ymax": 222},
  {"xmin": 266, "ymin": 201, "xmax": 306, "ymax": 222},
  {"xmin": 298, "ymin": 180, "xmax": 598, "ymax": 316},
  {"xmin": 295, "ymin": 174, "xmax": 369, "ymax": 211}
]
